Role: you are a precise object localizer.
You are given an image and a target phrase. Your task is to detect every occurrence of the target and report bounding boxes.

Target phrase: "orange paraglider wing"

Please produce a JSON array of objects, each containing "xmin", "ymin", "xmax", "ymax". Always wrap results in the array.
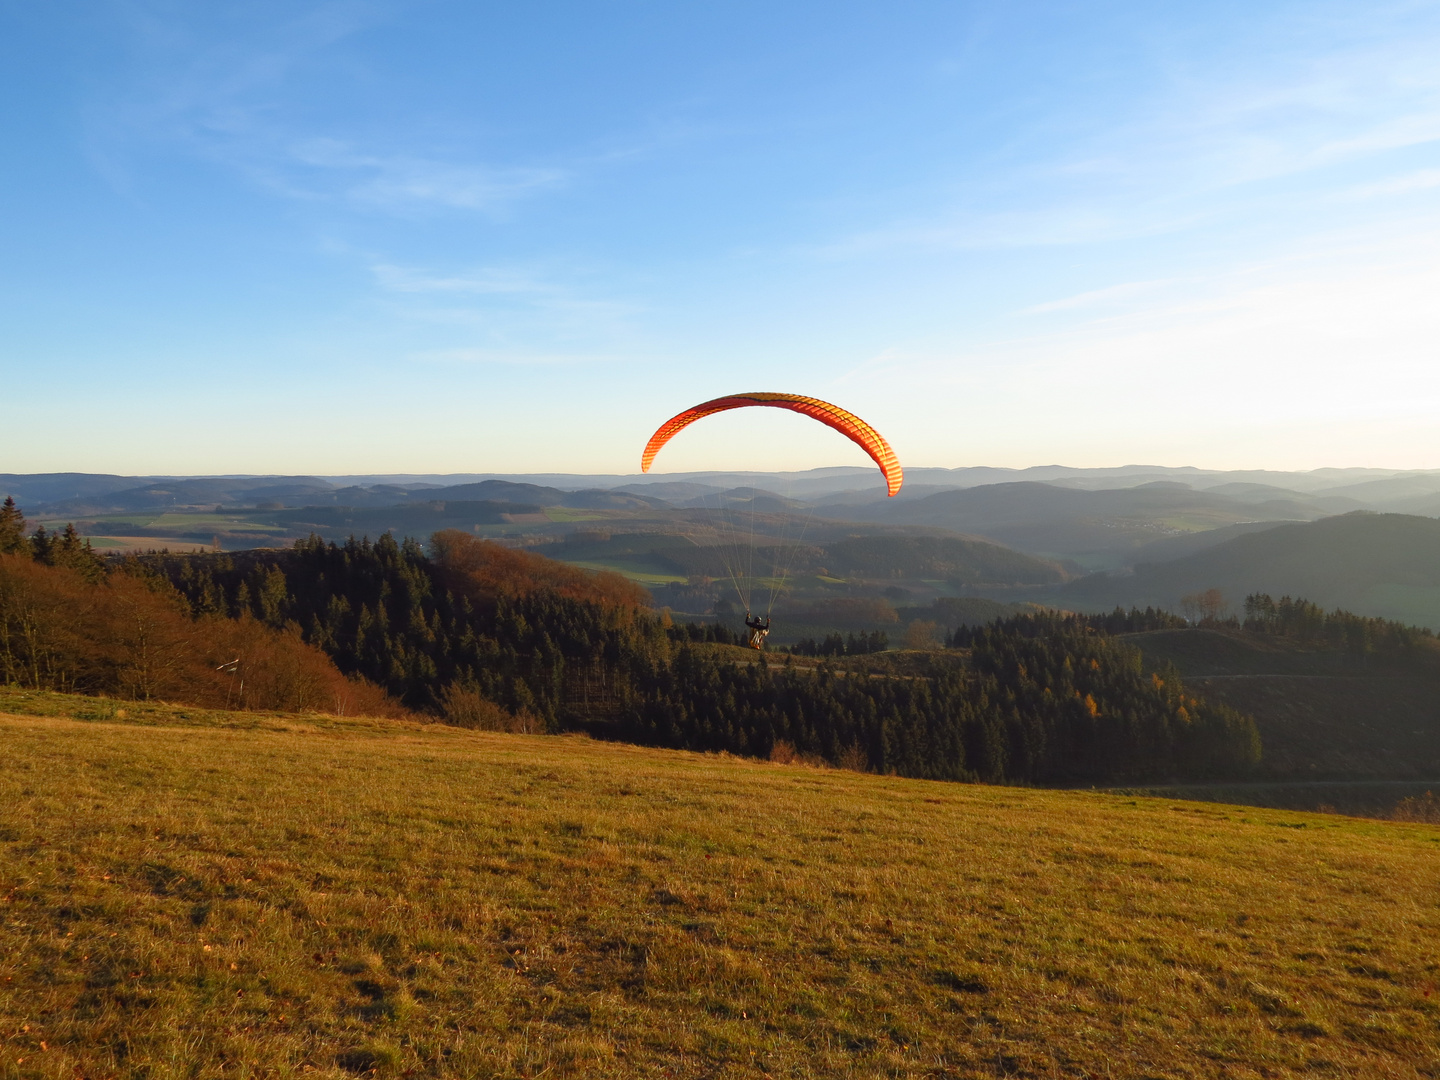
[{"xmin": 641, "ymin": 392, "xmax": 903, "ymax": 496}]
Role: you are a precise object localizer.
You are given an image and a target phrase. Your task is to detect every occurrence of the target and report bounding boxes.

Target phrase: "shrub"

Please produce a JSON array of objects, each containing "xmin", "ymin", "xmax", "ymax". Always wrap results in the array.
[
  {"xmin": 1391, "ymin": 791, "xmax": 1440, "ymax": 824},
  {"xmin": 0, "ymin": 553, "xmax": 403, "ymax": 717},
  {"xmin": 441, "ymin": 681, "xmax": 539, "ymax": 732}
]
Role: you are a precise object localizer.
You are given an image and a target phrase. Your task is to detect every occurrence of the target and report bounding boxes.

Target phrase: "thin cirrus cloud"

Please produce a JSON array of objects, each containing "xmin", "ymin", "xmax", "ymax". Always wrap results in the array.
[
  {"xmin": 83, "ymin": 4, "xmax": 383, "ymax": 178},
  {"xmin": 815, "ymin": 15, "xmax": 1440, "ymax": 262},
  {"xmin": 1336, "ymin": 167, "xmax": 1440, "ymax": 202},
  {"xmin": 369, "ymin": 262, "xmax": 644, "ymax": 353},
  {"xmin": 404, "ymin": 347, "xmax": 613, "ymax": 367},
  {"xmin": 86, "ymin": 5, "xmax": 567, "ymax": 216},
  {"xmin": 285, "ymin": 139, "xmax": 566, "ymax": 213},
  {"xmin": 813, "ymin": 206, "xmax": 1174, "ymax": 258},
  {"xmin": 1107, "ymin": 19, "xmax": 1440, "ymax": 184},
  {"xmin": 854, "ymin": 217, "xmax": 1440, "ymax": 408},
  {"xmin": 371, "ymin": 263, "xmax": 564, "ymax": 296},
  {"xmin": 1019, "ymin": 279, "xmax": 1178, "ymax": 315}
]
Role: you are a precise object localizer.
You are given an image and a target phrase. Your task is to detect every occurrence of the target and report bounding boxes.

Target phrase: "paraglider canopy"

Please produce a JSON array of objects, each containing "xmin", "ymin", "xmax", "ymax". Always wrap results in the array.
[{"xmin": 640, "ymin": 392, "xmax": 903, "ymax": 497}]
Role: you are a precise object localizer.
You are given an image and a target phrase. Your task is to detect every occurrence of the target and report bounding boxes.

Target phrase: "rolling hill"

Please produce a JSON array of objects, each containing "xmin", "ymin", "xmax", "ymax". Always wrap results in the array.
[
  {"xmin": 13, "ymin": 472, "xmax": 1440, "ymax": 629},
  {"xmin": 1060, "ymin": 512, "xmax": 1440, "ymax": 628},
  {"xmin": 814, "ymin": 481, "xmax": 1347, "ymax": 568}
]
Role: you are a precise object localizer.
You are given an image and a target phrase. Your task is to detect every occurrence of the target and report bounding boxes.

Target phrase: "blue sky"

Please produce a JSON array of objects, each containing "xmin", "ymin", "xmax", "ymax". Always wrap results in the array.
[{"xmin": 3, "ymin": 0, "xmax": 1440, "ymax": 475}]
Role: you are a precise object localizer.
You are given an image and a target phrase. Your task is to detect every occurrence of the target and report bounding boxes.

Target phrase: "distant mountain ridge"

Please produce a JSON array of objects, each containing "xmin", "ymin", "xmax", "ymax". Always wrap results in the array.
[
  {"xmin": 10, "ymin": 472, "xmax": 1440, "ymax": 629},
  {"xmin": 11, "ymin": 464, "xmax": 1440, "ymax": 515}
]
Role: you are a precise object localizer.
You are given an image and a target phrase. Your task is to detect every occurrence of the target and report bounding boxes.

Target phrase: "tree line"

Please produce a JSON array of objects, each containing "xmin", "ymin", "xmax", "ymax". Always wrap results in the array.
[
  {"xmin": 131, "ymin": 528, "xmax": 1261, "ymax": 783},
  {"xmin": 1, "ymin": 497, "xmax": 106, "ymax": 579},
  {"xmin": 1241, "ymin": 592, "xmax": 1434, "ymax": 656},
  {"xmin": 788, "ymin": 630, "xmax": 890, "ymax": 657},
  {"xmin": 2, "ymin": 496, "xmax": 1268, "ymax": 784}
]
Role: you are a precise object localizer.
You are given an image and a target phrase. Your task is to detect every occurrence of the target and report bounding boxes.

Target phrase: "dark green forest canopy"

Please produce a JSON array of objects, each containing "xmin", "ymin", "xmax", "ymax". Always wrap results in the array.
[{"xmin": 127, "ymin": 531, "xmax": 1261, "ymax": 785}]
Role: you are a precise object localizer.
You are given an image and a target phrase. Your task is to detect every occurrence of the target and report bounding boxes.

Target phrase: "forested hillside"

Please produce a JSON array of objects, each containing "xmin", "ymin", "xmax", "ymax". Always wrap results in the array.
[
  {"xmin": 1060, "ymin": 512, "xmax": 1440, "ymax": 628},
  {"xmin": 625, "ymin": 615, "xmax": 1258, "ymax": 783},
  {"xmin": 127, "ymin": 529, "xmax": 1257, "ymax": 784},
  {"xmin": 1118, "ymin": 595, "xmax": 1440, "ymax": 784},
  {"xmin": 2, "ymin": 491, "xmax": 1262, "ymax": 785},
  {"xmin": 817, "ymin": 480, "xmax": 1346, "ymax": 565}
]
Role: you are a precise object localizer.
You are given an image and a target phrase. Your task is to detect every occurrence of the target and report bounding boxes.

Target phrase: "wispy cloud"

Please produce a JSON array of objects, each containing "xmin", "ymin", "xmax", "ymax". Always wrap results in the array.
[
  {"xmin": 815, "ymin": 208, "xmax": 1154, "ymax": 257},
  {"xmin": 853, "ymin": 217, "xmax": 1440, "ymax": 396},
  {"xmin": 366, "ymin": 259, "xmax": 645, "ymax": 365},
  {"xmin": 87, "ymin": 3, "xmax": 566, "ymax": 215},
  {"xmin": 287, "ymin": 139, "xmax": 565, "ymax": 212},
  {"xmin": 814, "ymin": 9, "xmax": 1440, "ymax": 257},
  {"xmin": 404, "ymin": 347, "xmax": 611, "ymax": 367},
  {"xmin": 828, "ymin": 217, "xmax": 1440, "ymax": 468},
  {"xmin": 369, "ymin": 261, "xmax": 637, "ymax": 322},
  {"xmin": 371, "ymin": 263, "xmax": 560, "ymax": 296},
  {"xmin": 831, "ymin": 346, "xmax": 908, "ymax": 386},
  {"xmin": 1020, "ymin": 279, "xmax": 1175, "ymax": 315},
  {"xmin": 1337, "ymin": 167, "xmax": 1440, "ymax": 201}
]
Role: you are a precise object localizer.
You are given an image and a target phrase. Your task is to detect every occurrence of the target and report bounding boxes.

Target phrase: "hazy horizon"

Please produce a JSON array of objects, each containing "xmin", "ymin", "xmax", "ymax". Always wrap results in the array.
[
  {"xmin": 13, "ymin": 462, "xmax": 1440, "ymax": 484},
  {"xmin": 9, "ymin": 461, "xmax": 1440, "ymax": 490}
]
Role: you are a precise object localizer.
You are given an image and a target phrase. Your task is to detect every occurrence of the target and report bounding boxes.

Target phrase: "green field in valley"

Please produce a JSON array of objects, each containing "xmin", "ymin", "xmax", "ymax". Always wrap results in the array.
[
  {"xmin": 1, "ymin": 688, "xmax": 1437, "ymax": 1078},
  {"xmin": 559, "ymin": 557, "xmax": 691, "ymax": 586}
]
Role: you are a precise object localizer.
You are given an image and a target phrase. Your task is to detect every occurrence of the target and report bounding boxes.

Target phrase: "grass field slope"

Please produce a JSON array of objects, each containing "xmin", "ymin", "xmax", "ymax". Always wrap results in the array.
[{"xmin": 2, "ymin": 690, "xmax": 1437, "ymax": 1078}]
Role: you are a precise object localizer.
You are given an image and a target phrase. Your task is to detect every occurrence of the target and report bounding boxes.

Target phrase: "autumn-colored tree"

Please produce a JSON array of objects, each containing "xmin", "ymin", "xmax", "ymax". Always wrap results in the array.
[
  {"xmin": 1180, "ymin": 588, "xmax": 1226, "ymax": 623},
  {"xmin": 430, "ymin": 529, "xmax": 649, "ymax": 612},
  {"xmin": 902, "ymin": 619, "xmax": 940, "ymax": 650},
  {"xmin": 0, "ymin": 553, "xmax": 401, "ymax": 716}
]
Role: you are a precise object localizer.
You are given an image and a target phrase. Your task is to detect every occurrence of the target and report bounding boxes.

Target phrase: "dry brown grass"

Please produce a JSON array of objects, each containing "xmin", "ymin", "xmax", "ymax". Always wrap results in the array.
[{"xmin": 1, "ymin": 687, "xmax": 1437, "ymax": 1078}]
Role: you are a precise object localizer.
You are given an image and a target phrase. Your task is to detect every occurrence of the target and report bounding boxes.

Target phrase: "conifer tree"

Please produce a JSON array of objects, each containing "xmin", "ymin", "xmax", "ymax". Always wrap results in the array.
[
  {"xmin": 0, "ymin": 497, "xmax": 27, "ymax": 556},
  {"xmin": 52, "ymin": 523, "xmax": 106, "ymax": 582},
  {"xmin": 29, "ymin": 524, "xmax": 53, "ymax": 563}
]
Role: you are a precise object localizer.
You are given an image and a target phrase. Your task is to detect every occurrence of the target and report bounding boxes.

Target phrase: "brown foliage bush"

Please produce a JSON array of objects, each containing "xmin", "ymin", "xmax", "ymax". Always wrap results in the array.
[
  {"xmin": 440, "ymin": 682, "xmax": 541, "ymax": 733},
  {"xmin": 902, "ymin": 618, "xmax": 941, "ymax": 650},
  {"xmin": 0, "ymin": 554, "xmax": 403, "ymax": 717},
  {"xmin": 199, "ymin": 617, "xmax": 402, "ymax": 716},
  {"xmin": 769, "ymin": 739, "xmax": 830, "ymax": 768},
  {"xmin": 1391, "ymin": 790, "xmax": 1440, "ymax": 824},
  {"xmin": 770, "ymin": 738, "xmax": 869, "ymax": 772}
]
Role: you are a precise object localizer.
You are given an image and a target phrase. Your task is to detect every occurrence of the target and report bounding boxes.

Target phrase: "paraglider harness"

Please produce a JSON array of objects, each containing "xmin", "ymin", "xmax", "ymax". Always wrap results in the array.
[{"xmin": 744, "ymin": 612, "xmax": 770, "ymax": 650}]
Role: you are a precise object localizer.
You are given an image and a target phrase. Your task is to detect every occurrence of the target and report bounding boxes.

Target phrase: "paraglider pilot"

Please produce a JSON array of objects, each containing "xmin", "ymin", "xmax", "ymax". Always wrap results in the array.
[{"xmin": 744, "ymin": 612, "xmax": 770, "ymax": 650}]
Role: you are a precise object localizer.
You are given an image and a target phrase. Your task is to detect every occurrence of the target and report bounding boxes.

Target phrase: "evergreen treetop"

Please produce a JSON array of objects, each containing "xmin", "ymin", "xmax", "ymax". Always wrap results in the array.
[{"xmin": 0, "ymin": 496, "xmax": 28, "ymax": 557}]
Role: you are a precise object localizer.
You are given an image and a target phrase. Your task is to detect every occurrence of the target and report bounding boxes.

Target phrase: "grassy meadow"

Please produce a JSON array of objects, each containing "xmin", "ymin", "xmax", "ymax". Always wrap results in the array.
[{"xmin": 1, "ymin": 688, "xmax": 1437, "ymax": 1078}]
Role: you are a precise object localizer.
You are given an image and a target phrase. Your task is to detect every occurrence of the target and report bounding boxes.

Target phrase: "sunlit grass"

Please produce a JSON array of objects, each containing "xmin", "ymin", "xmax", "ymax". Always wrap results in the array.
[
  {"xmin": 65, "ymin": 536, "xmax": 216, "ymax": 553},
  {"xmin": 542, "ymin": 509, "xmax": 619, "ymax": 522},
  {"xmin": 44, "ymin": 513, "xmax": 284, "ymax": 533},
  {"xmin": 141, "ymin": 513, "xmax": 286, "ymax": 533},
  {"xmin": 1, "ymin": 688, "xmax": 1437, "ymax": 1078},
  {"xmin": 559, "ymin": 559, "xmax": 690, "ymax": 585}
]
